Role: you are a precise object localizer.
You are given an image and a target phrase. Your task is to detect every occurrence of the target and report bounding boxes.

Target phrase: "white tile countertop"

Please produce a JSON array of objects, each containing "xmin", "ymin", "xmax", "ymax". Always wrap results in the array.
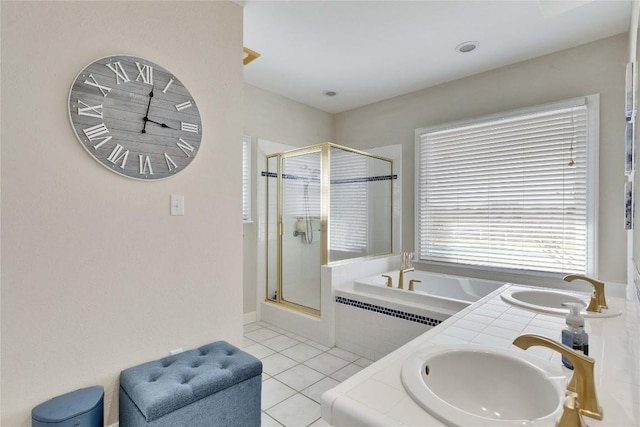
[{"xmin": 321, "ymin": 284, "xmax": 640, "ymax": 427}]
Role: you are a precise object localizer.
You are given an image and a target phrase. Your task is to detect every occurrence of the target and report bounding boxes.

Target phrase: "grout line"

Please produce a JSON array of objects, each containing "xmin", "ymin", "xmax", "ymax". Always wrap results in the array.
[{"xmin": 247, "ymin": 321, "xmax": 370, "ymax": 427}]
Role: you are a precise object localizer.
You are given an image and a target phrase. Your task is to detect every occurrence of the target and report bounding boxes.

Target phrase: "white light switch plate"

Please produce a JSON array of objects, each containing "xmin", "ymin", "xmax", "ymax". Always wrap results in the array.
[{"xmin": 171, "ymin": 194, "xmax": 185, "ymax": 216}]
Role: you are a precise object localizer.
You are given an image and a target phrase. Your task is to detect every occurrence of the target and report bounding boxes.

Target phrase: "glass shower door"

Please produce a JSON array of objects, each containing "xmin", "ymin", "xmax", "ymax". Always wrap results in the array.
[
  {"xmin": 280, "ymin": 150, "xmax": 322, "ymax": 313},
  {"xmin": 264, "ymin": 142, "xmax": 393, "ymax": 317}
]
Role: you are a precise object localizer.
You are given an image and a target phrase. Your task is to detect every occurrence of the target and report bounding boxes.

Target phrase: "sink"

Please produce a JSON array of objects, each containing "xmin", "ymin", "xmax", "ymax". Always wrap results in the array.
[
  {"xmin": 500, "ymin": 287, "xmax": 621, "ymax": 318},
  {"xmin": 401, "ymin": 345, "xmax": 566, "ymax": 426}
]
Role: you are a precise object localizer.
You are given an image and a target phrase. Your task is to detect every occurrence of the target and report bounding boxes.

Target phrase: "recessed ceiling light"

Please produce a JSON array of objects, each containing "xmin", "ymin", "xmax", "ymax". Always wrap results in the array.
[
  {"xmin": 323, "ymin": 90, "xmax": 338, "ymax": 97},
  {"xmin": 455, "ymin": 41, "xmax": 479, "ymax": 53}
]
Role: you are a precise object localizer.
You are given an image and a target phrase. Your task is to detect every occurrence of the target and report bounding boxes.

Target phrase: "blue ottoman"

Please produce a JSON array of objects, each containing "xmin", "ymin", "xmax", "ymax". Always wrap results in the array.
[{"xmin": 119, "ymin": 341, "xmax": 262, "ymax": 427}]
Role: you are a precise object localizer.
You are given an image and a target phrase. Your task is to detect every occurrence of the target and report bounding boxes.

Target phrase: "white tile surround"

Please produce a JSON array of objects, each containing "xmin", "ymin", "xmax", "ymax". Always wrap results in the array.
[
  {"xmin": 334, "ymin": 291, "xmax": 439, "ymax": 361},
  {"xmin": 260, "ymin": 254, "xmax": 400, "ymax": 347},
  {"xmin": 322, "ymin": 284, "xmax": 640, "ymax": 427}
]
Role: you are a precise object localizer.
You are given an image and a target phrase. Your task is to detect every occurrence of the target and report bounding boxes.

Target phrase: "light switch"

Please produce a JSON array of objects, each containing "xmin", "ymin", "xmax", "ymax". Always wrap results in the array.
[{"xmin": 171, "ymin": 194, "xmax": 185, "ymax": 216}]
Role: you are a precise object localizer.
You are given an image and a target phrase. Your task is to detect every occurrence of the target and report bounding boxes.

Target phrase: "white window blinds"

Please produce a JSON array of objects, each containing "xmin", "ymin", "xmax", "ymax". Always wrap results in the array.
[
  {"xmin": 330, "ymin": 148, "xmax": 369, "ymax": 254},
  {"xmin": 416, "ymin": 97, "xmax": 597, "ymax": 275},
  {"xmin": 242, "ymin": 135, "xmax": 251, "ymax": 222}
]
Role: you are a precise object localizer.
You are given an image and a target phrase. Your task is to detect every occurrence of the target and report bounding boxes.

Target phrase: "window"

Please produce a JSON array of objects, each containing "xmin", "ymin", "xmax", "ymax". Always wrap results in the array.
[
  {"xmin": 330, "ymin": 147, "xmax": 369, "ymax": 254},
  {"xmin": 242, "ymin": 135, "xmax": 251, "ymax": 222},
  {"xmin": 415, "ymin": 95, "xmax": 598, "ymax": 276}
]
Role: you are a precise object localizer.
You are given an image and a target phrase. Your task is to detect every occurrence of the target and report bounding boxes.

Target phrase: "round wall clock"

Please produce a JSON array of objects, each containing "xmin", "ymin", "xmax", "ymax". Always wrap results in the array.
[{"xmin": 68, "ymin": 55, "xmax": 202, "ymax": 180}]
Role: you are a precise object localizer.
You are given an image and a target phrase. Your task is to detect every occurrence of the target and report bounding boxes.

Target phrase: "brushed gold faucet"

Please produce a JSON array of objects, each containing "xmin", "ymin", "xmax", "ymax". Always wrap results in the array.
[
  {"xmin": 381, "ymin": 274, "xmax": 393, "ymax": 288},
  {"xmin": 563, "ymin": 274, "xmax": 608, "ymax": 313},
  {"xmin": 512, "ymin": 334, "xmax": 603, "ymax": 421},
  {"xmin": 398, "ymin": 267, "xmax": 414, "ymax": 290},
  {"xmin": 556, "ymin": 392, "xmax": 587, "ymax": 427},
  {"xmin": 408, "ymin": 279, "xmax": 421, "ymax": 292}
]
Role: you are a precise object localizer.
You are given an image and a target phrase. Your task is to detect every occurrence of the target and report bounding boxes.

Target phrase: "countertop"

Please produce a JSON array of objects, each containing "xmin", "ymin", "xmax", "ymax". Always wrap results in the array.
[{"xmin": 321, "ymin": 284, "xmax": 640, "ymax": 426}]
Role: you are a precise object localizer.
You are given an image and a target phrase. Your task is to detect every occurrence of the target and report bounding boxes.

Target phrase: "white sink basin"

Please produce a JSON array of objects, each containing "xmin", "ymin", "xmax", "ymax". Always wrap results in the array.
[
  {"xmin": 401, "ymin": 345, "xmax": 566, "ymax": 426},
  {"xmin": 501, "ymin": 287, "xmax": 621, "ymax": 318}
]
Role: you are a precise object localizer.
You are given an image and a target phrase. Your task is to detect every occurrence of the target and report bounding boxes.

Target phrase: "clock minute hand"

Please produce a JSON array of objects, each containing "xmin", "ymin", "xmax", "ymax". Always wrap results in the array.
[{"xmin": 141, "ymin": 87, "xmax": 154, "ymax": 134}]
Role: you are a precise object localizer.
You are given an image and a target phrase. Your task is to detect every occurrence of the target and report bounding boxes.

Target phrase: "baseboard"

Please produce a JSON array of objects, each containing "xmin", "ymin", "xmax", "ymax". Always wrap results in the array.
[{"xmin": 243, "ymin": 311, "xmax": 257, "ymax": 325}]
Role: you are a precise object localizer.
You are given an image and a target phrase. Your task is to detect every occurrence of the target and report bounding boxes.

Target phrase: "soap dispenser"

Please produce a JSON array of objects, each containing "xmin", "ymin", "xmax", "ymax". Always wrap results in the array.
[{"xmin": 561, "ymin": 302, "xmax": 589, "ymax": 370}]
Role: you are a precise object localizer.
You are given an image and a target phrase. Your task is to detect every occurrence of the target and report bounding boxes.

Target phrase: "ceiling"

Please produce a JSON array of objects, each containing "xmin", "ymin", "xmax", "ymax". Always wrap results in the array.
[{"xmin": 242, "ymin": 0, "xmax": 632, "ymax": 114}]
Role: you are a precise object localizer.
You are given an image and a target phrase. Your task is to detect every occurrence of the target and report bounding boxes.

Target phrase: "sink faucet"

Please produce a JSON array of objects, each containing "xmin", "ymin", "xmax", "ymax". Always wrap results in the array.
[
  {"xmin": 512, "ymin": 334, "xmax": 602, "ymax": 421},
  {"xmin": 563, "ymin": 274, "xmax": 607, "ymax": 313},
  {"xmin": 398, "ymin": 267, "xmax": 414, "ymax": 290},
  {"xmin": 556, "ymin": 392, "xmax": 587, "ymax": 427}
]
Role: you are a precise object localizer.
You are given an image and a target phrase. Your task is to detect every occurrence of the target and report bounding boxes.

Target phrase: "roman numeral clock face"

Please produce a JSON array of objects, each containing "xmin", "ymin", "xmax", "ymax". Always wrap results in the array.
[{"xmin": 68, "ymin": 55, "xmax": 202, "ymax": 180}]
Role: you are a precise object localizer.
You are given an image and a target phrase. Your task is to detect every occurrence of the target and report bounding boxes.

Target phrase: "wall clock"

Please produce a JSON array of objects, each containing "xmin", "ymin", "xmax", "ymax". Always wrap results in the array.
[{"xmin": 68, "ymin": 55, "xmax": 202, "ymax": 180}]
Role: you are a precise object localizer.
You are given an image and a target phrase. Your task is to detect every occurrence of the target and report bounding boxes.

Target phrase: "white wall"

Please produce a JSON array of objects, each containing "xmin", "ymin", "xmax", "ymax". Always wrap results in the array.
[
  {"xmin": 1, "ymin": 2, "xmax": 243, "ymax": 426},
  {"xmin": 243, "ymin": 35, "xmax": 630, "ymax": 317},
  {"xmin": 243, "ymin": 84, "xmax": 333, "ymax": 315},
  {"xmin": 334, "ymin": 34, "xmax": 628, "ymax": 284}
]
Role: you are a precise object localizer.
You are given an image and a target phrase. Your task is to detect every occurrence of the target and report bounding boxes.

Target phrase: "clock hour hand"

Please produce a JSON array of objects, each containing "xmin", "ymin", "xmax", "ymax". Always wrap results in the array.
[
  {"xmin": 141, "ymin": 88, "xmax": 154, "ymax": 134},
  {"xmin": 144, "ymin": 117, "xmax": 175, "ymax": 130}
]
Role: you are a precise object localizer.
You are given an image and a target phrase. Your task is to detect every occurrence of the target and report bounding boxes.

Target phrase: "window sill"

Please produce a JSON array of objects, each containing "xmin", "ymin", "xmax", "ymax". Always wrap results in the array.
[{"xmin": 413, "ymin": 259, "xmax": 576, "ymax": 287}]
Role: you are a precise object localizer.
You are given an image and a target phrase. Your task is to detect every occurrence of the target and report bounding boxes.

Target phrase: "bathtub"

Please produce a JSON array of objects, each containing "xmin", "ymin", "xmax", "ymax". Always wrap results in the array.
[
  {"xmin": 353, "ymin": 270, "xmax": 503, "ymax": 313},
  {"xmin": 334, "ymin": 270, "xmax": 505, "ymax": 360}
]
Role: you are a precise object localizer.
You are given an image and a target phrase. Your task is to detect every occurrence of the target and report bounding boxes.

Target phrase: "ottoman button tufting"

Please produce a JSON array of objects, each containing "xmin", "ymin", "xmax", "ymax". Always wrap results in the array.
[{"xmin": 119, "ymin": 340, "xmax": 262, "ymax": 427}]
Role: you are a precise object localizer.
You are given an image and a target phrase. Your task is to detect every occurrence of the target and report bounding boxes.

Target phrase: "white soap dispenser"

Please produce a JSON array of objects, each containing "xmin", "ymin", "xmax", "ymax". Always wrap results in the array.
[{"xmin": 561, "ymin": 302, "xmax": 589, "ymax": 370}]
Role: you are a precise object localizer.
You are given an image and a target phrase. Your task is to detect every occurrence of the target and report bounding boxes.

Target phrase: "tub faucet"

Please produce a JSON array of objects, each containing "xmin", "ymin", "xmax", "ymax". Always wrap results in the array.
[
  {"xmin": 563, "ymin": 274, "xmax": 607, "ymax": 313},
  {"xmin": 512, "ymin": 334, "xmax": 602, "ymax": 421},
  {"xmin": 381, "ymin": 274, "xmax": 393, "ymax": 288},
  {"xmin": 408, "ymin": 279, "xmax": 421, "ymax": 292},
  {"xmin": 398, "ymin": 267, "xmax": 414, "ymax": 290}
]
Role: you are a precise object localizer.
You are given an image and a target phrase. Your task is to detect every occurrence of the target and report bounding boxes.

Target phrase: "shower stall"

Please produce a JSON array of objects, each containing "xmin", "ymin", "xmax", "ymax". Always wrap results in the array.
[{"xmin": 265, "ymin": 143, "xmax": 393, "ymax": 316}]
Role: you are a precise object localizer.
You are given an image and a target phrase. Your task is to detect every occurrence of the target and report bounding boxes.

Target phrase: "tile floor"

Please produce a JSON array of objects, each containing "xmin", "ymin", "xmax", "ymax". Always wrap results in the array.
[{"xmin": 242, "ymin": 321, "xmax": 373, "ymax": 427}]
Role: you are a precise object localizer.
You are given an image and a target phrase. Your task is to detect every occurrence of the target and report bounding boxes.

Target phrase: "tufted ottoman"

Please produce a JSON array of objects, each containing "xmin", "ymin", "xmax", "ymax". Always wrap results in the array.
[{"xmin": 119, "ymin": 341, "xmax": 262, "ymax": 427}]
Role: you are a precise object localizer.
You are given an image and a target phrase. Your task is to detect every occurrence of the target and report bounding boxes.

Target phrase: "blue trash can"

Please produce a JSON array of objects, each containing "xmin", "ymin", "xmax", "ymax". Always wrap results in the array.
[{"xmin": 32, "ymin": 386, "xmax": 104, "ymax": 427}]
